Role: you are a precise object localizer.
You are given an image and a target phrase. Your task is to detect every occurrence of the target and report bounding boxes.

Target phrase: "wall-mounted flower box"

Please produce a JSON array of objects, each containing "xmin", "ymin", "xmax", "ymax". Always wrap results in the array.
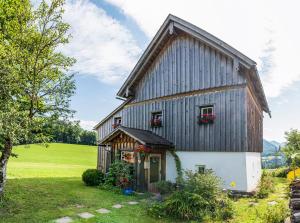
[
  {"xmin": 112, "ymin": 123, "xmax": 121, "ymax": 129},
  {"xmin": 150, "ymin": 118, "xmax": 162, "ymax": 127},
  {"xmin": 134, "ymin": 145, "xmax": 151, "ymax": 158},
  {"xmin": 198, "ymin": 114, "xmax": 216, "ymax": 124}
]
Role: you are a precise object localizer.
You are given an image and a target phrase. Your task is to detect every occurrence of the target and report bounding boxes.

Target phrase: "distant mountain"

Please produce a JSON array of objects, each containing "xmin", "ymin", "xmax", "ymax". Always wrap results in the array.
[
  {"xmin": 270, "ymin": 141, "xmax": 282, "ymax": 148},
  {"xmin": 263, "ymin": 139, "xmax": 282, "ymax": 156}
]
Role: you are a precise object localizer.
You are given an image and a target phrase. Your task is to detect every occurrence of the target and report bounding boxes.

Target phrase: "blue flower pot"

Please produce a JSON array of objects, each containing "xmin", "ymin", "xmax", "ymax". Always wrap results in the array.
[{"xmin": 123, "ymin": 188, "xmax": 134, "ymax": 196}]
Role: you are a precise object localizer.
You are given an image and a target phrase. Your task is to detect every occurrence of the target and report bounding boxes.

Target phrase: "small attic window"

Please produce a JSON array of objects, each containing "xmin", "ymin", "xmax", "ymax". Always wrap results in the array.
[
  {"xmin": 198, "ymin": 105, "xmax": 215, "ymax": 124},
  {"xmin": 112, "ymin": 117, "xmax": 122, "ymax": 129},
  {"xmin": 150, "ymin": 111, "xmax": 162, "ymax": 128}
]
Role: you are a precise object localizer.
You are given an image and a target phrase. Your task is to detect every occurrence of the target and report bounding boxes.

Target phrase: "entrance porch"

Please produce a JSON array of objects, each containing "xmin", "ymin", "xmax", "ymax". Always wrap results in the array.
[{"xmin": 97, "ymin": 126, "xmax": 173, "ymax": 192}]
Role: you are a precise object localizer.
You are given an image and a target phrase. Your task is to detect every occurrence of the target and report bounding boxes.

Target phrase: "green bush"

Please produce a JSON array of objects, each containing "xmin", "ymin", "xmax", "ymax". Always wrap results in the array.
[
  {"xmin": 215, "ymin": 196, "xmax": 234, "ymax": 220},
  {"xmin": 154, "ymin": 181, "xmax": 175, "ymax": 195},
  {"xmin": 146, "ymin": 202, "xmax": 166, "ymax": 219},
  {"xmin": 256, "ymin": 173, "xmax": 275, "ymax": 198},
  {"xmin": 148, "ymin": 170, "xmax": 234, "ymax": 221},
  {"xmin": 82, "ymin": 169, "xmax": 105, "ymax": 186},
  {"xmin": 271, "ymin": 167, "xmax": 290, "ymax": 178},
  {"xmin": 164, "ymin": 190, "xmax": 209, "ymax": 220},
  {"xmin": 262, "ymin": 201, "xmax": 289, "ymax": 223},
  {"xmin": 104, "ymin": 161, "xmax": 133, "ymax": 188}
]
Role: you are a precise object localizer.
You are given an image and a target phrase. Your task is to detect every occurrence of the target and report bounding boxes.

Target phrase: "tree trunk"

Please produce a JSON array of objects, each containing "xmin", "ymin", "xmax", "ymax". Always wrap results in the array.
[{"xmin": 0, "ymin": 138, "xmax": 12, "ymax": 197}]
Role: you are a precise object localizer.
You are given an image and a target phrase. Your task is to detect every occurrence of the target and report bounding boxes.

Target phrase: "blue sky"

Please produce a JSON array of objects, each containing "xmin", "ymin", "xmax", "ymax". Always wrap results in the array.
[{"xmin": 61, "ymin": 0, "xmax": 300, "ymax": 142}]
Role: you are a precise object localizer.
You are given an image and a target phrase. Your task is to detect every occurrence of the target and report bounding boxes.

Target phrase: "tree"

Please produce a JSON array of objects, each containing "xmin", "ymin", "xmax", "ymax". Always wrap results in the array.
[
  {"xmin": 0, "ymin": 0, "xmax": 75, "ymax": 197},
  {"xmin": 80, "ymin": 130, "xmax": 97, "ymax": 145},
  {"xmin": 282, "ymin": 129, "xmax": 300, "ymax": 169}
]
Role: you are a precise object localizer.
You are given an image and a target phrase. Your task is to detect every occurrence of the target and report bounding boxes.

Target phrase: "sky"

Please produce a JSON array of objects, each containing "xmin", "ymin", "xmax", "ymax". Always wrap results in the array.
[{"xmin": 58, "ymin": 0, "xmax": 300, "ymax": 142}]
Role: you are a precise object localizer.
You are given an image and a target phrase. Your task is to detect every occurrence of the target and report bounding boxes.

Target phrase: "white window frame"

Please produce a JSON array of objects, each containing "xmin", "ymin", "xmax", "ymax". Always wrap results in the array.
[{"xmin": 200, "ymin": 106, "xmax": 214, "ymax": 117}]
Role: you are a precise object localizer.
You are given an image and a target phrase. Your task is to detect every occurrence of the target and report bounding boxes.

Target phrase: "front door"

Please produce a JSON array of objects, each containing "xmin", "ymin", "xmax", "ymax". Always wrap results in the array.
[{"xmin": 148, "ymin": 154, "xmax": 161, "ymax": 192}]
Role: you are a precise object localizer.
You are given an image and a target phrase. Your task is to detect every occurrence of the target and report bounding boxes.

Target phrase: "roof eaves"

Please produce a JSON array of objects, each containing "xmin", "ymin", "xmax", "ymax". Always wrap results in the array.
[{"xmin": 93, "ymin": 98, "xmax": 132, "ymax": 130}]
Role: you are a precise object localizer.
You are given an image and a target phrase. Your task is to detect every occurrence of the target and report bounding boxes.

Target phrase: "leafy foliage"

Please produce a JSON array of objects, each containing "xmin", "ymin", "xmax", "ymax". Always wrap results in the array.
[
  {"xmin": 164, "ymin": 190, "xmax": 209, "ymax": 220},
  {"xmin": 282, "ymin": 129, "xmax": 300, "ymax": 168},
  {"xmin": 261, "ymin": 201, "xmax": 289, "ymax": 223},
  {"xmin": 154, "ymin": 180, "xmax": 175, "ymax": 195},
  {"xmin": 104, "ymin": 161, "xmax": 134, "ymax": 189},
  {"xmin": 256, "ymin": 172, "xmax": 275, "ymax": 198},
  {"xmin": 0, "ymin": 0, "xmax": 75, "ymax": 195},
  {"xmin": 270, "ymin": 167, "xmax": 290, "ymax": 178},
  {"xmin": 34, "ymin": 119, "xmax": 97, "ymax": 145},
  {"xmin": 82, "ymin": 169, "xmax": 105, "ymax": 186},
  {"xmin": 148, "ymin": 170, "xmax": 234, "ymax": 221}
]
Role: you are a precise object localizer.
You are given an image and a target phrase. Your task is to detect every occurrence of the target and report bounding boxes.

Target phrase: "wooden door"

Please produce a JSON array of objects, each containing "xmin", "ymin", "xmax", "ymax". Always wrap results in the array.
[{"xmin": 148, "ymin": 154, "xmax": 161, "ymax": 192}]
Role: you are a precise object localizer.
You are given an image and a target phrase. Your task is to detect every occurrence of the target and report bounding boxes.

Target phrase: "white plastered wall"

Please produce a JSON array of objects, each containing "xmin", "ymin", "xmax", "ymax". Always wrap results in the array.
[{"xmin": 166, "ymin": 151, "xmax": 261, "ymax": 192}]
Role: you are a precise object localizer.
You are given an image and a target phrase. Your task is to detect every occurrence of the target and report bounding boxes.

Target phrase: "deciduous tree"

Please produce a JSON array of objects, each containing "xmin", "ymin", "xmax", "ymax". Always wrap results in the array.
[{"xmin": 0, "ymin": 0, "xmax": 75, "ymax": 197}]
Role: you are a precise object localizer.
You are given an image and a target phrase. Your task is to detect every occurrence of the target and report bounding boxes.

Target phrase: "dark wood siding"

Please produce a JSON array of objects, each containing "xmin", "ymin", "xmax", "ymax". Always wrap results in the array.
[
  {"xmin": 97, "ymin": 87, "xmax": 251, "ymax": 152},
  {"xmin": 246, "ymin": 88, "xmax": 263, "ymax": 152},
  {"xmin": 132, "ymin": 35, "xmax": 246, "ymax": 103}
]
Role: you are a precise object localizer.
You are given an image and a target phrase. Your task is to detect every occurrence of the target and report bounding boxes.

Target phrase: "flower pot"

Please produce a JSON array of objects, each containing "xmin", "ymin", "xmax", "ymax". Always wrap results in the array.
[{"xmin": 123, "ymin": 188, "xmax": 134, "ymax": 196}]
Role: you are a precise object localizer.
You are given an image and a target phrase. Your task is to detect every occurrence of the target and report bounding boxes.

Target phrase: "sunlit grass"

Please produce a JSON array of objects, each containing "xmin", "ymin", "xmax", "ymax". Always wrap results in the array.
[{"xmin": 0, "ymin": 144, "xmax": 290, "ymax": 223}]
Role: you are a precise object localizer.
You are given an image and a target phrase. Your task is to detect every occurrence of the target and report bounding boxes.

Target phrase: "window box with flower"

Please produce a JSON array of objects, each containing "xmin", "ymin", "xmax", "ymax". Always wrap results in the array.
[
  {"xmin": 150, "ymin": 111, "xmax": 163, "ymax": 127},
  {"xmin": 198, "ymin": 106, "xmax": 215, "ymax": 124}
]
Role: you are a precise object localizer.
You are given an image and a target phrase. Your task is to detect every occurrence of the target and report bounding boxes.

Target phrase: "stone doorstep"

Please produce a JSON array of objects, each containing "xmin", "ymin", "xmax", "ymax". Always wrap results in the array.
[
  {"xmin": 54, "ymin": 216, "xmax": 73, "ymax": 223},
  {"xmin": 96, "ymin": 208, "xmax": 111, "ymax": 214},
  {"xmin": 112, "ymin": 204, "xmax": 123, "ymax": 209},
  {"xmin": 77, "ymin": 212, "xmax": 95, "ymax": 219}
]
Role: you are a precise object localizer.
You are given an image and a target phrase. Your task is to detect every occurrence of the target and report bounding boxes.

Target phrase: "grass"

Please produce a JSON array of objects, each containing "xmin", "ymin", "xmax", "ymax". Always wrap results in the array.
[
  {"xmin": 0, "ymin": 143, "xmax": 289, "ymax": 223},
  {"xmin": 1, "ymin": 143, "xmax": 170, "ymax": 223},
  {"xmin": 229, "ymin": 177, "xmax": 289, "ymax": 223}
]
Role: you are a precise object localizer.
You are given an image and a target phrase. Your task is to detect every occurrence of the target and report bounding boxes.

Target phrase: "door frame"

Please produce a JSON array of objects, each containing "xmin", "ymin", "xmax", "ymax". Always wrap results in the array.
[{"xmin": 147, "ymin": 153, "xmax": 162, "ymax": 186}]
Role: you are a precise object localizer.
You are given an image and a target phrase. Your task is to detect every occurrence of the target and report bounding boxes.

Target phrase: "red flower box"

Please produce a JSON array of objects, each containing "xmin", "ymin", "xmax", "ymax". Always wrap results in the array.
[
  {"xmin": 112, "ymin": 123, "xmax": 121, "ymax": 129},
  {"xmin": 134, "ymin": 145, "xmax": 151, "ymax": 154},
  {"xmin": 198, "ymin": 114, "xmax": 216, "ymax": 124},
  {"xmin": 150, "ymin": 118, "xmax": 162, "ymax": 127}
]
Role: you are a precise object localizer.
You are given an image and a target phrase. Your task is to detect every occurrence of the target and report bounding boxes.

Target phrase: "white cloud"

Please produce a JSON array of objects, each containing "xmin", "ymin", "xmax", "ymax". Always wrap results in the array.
[
  {"xmin": 79, "ymin": 120, "xmax": 97, "ymax": 131},
  {"xmin": 105, "ymin": 0, "xmax": 300, "ymax": 98},
  {"xmin": 61, "ymin": 0, "xmax": 141, "ymax": 84}
]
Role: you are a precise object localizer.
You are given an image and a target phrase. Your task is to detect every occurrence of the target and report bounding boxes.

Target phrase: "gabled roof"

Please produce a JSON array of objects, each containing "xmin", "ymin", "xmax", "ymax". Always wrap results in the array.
[
  {"xmin": 116, "ymin": 14, "xmax": 270, "ymax": 116},
  {"xmin": 98, "ymin": 126, "xmax": 173, "ymax": 147}
]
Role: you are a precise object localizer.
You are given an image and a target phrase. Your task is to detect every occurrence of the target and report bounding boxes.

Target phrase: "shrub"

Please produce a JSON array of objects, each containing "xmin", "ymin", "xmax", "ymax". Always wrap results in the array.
[
  {"xmin": 256, "ymin": 172, "xmax": 275, "ymax": 198},
  {"xmin": 154, "ymin": 181, "xmax": 175, "ymax": 195},
  {"xmin": 148, "ymin": 170, "xmax": 234, "ymax": 221},
  {"xmin": 82, "ymin": 169, "xmax": 105, "ymax": 186},
  {"xmin": 271, "ymin": 167, "xmax": 290, "ymax": 178},
  {"xmin": 215, "ymin": 196, "xmax": 234, "ymax": 220},
  {"xmin": 104, "ymin": 161, "xmax": 133, "ymax": 188},
  {"xmin": 262, "ymin": 201, "xmax": 289, "ymax": 223},
  {"xmin": 164, "ymin": 190, "xmax": 209, "ymax": 220},
  {"xmin": 146, "ymin": 202, "xmax": 166, "ymax": 219}
]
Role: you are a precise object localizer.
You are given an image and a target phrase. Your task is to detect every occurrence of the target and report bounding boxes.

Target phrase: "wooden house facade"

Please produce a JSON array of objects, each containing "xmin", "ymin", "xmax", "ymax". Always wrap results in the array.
[{"xmin": 94, "ymin": 15, "xmax": 270, "ymax": 192}]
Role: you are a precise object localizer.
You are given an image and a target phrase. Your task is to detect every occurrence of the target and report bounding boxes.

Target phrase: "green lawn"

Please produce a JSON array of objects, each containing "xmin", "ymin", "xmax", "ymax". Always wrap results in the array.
[
  {"xmin": 0, "ymin": 143, "xmax": 289, "ymax": 223},
  {"xmin": 2, "ymin": 143, "xmax": 169, "ymax": 223}
]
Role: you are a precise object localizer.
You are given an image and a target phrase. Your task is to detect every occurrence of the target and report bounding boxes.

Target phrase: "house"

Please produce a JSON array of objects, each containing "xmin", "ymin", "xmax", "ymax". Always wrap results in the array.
[{"xmin": 94, "ymin": 14, "xmax": 270, "ymax": 192}]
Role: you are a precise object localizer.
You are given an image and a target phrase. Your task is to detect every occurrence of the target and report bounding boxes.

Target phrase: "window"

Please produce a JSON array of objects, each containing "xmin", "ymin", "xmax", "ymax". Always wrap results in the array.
[
  {"xmin": 112, "ymin": 117, "xmax": 122, "ymax": 128},
  {"xmin": 196, "ymin": 165, "xmax": 206, "ymax": 174},
  {"xmin": 150, "ymin": 111, "xmax": 162, "ymax": 127},
  {"xmin": 199, "ymin": 105, "xmax": 215, "ymax": 124}
]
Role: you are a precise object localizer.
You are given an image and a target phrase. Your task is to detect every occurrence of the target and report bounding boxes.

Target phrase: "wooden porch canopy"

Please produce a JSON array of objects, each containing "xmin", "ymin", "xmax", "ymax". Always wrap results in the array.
[{"xmin": 98, "ymin": 126, "xmax": 173, "ymax": 147}]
